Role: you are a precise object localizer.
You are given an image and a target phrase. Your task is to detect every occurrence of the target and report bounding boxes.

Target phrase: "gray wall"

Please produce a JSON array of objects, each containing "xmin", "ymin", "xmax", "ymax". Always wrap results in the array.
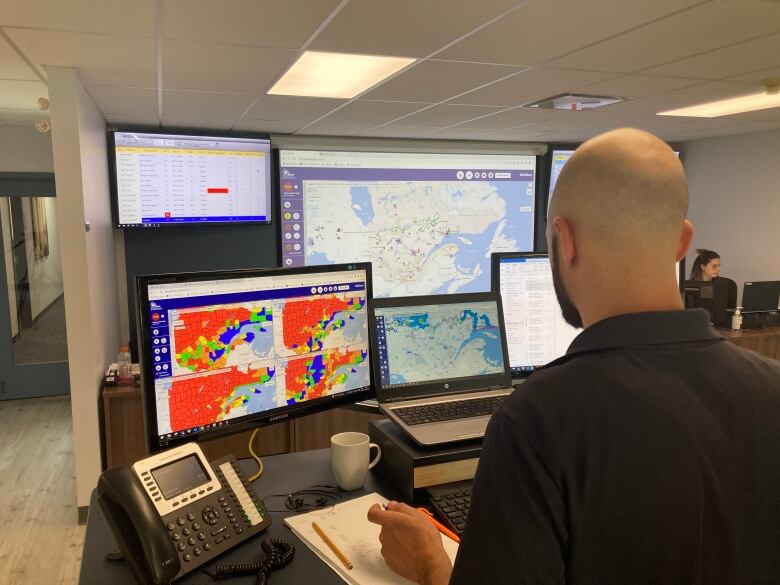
[
  {"xmin": 0, "ymin": 126, "xmax": 53, "ymax": 172},
  {"xmin": 682, "ymin": 128, "xmax": 780, "ymax": 304}
]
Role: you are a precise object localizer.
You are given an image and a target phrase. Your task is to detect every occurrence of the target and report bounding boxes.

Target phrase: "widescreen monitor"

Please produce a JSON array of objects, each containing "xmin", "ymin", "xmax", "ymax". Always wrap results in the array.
[
  {"xmin": 742, "ymin": 281, "xmax": 780, "ymax": 313},
  {"xmin": 136, "ymin": 263, "xmax": 372, "ymax": 452},
  {"xmin": 491, "ymin": 252, "xmax": 581, "ymax": 377},
  {"xmin": 278, "ymin": 149, "xmax": 536, "ymax": 296},
  {"xmin": 684, "ymin": 279, "xmax": 731, "ymax": 327},
  {"xmin": 110, "ymin": 129, "xmax": 272, "ymax": 228}
]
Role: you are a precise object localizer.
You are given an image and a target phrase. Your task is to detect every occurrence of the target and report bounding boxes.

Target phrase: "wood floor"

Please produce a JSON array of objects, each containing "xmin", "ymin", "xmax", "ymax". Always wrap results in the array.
[{"xmin": 0, "ymin": 396, "xmax": 84, "ymax": 584}]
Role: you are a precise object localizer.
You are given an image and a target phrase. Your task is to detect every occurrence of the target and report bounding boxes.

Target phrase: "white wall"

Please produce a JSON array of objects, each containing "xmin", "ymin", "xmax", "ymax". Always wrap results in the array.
[
  {"xmin": 682, "ymin": 128, "xmax": 780, "ymax": 304},
  {"xmin": 0, "ymin": 125, "xmax": 54, "ymax": 172},
  {"xmin": 48, "ymin": 67, "xmax": 120, "ymax": 510},
  {"xmin": 22, "ymin": 197, "xmax": 64, "ymax": 318}
]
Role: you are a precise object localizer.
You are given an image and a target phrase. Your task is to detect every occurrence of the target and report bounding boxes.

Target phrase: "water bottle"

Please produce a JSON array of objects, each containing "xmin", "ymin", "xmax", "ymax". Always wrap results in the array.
[
  {"xmin": 117, "ymin": 346, "xmax": 132, "ymax": 381},
  {"xmin": 731, "ymin": 306, "xmax": 743, "ymax": 332}
]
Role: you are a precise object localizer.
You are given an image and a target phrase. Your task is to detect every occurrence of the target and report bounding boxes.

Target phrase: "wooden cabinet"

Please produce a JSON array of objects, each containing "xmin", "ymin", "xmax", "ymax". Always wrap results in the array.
[{"xmin": 100, "ymin": 384, "xmax": 383, "ymax": 469}]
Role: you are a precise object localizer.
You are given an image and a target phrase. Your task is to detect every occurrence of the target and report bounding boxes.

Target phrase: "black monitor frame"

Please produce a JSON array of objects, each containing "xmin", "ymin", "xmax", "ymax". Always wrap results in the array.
[
  {"xmin": 368, "ymin": 292, "xmax": 512, "ymax": 403},
  {"xmin": 742, "ymin": 281, "xmax": 780, "ymax": 313},
  {"xmin": 136, "ymin": 262, "xmax": 373, "ymax": 453},
  {"xmin": 684, "ymin": 279, "xmax": 731, "ymax": 327},
  {"xmin": 108, "ymin": 126, "xmax": 274, "ymax": 229}
]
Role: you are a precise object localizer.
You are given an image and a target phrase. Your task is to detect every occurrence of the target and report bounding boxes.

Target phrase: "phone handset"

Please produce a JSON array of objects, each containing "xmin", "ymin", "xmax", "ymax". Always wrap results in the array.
[{"xmin": 97, "ymin": 443, "xmax": 272, "ymax": 585}]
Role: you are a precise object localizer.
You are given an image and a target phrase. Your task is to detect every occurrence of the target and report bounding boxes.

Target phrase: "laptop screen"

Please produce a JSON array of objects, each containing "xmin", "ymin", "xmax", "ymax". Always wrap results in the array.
[
  {"xmin": 374, "ymin": 299, "xmax": 506, "ymax": 390},
  {"xmin": 493, "ymin": 253, "xmax": 581, "ymax": 376}
]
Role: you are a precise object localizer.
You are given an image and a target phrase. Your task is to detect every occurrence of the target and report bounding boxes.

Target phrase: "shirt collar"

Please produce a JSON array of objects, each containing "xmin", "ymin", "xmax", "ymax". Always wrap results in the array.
[{"xmin": 565, "ymin": 308, "xmax": 723, "ymax": 357}]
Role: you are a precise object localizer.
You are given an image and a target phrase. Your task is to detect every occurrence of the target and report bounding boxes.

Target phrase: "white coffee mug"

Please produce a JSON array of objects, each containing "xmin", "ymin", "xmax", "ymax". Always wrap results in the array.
[{"xmin": 330, "ymin": 432, "xmax": 382, "ymax": 491}]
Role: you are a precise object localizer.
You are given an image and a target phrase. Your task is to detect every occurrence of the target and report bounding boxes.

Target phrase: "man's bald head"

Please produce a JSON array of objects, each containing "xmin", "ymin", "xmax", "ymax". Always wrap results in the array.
[
  {"xmin": 549, "ymin": 128, "xmax": 688, "ymax": 252},
  {"xmin": 546, "ymin": 128, "xmax": 693, "ymax": 328}
]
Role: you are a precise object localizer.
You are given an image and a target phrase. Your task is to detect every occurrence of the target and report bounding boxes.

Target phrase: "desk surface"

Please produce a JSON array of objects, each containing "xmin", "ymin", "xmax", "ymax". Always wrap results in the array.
[
  {"xmin": 718, "ymin": 324, "xmax": 780, "ymax": 361},
  {"xmin": 80, "ymin": 448, "xmax": 392, "ymax": 585}
]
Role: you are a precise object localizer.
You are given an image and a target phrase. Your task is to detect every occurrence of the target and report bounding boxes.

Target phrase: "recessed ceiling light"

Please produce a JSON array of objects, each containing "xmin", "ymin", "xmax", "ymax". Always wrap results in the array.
[
  {"xmin": 658, "ymin": 81, "xmax": 780, "ymax": 117},
  {"xmin": 268, "ymin": 51, "xmax": 415, "ymax": 99},
  {"xmin": 523, "ymin": 93, "xmax": 629, "ymax": 111}
]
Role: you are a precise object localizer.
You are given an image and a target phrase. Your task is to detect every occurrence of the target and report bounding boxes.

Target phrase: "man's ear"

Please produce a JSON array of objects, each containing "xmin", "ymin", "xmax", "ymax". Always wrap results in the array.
[
  {"xmin": 551, "ymin": 216, "xmax": 577, "ymax": 269},
  {"xmin": 676, "ymin": 219, "xmax": 694, "ymax": 262}
]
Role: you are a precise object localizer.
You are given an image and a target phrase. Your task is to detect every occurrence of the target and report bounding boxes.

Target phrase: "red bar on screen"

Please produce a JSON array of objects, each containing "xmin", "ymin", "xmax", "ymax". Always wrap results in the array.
[{"xmin": 207, "ymin": 188, "xmax": 229, "ymax": 194}]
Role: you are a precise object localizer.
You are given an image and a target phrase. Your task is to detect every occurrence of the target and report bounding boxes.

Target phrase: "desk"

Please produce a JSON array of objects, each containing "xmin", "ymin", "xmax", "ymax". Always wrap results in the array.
[
  {"xmin": 719, "ymin": 325, "xmax": 780, "ymax": 361},
  {"xmin": 80, "ymin": 448, "xmax": 393, "ymax": 585}
]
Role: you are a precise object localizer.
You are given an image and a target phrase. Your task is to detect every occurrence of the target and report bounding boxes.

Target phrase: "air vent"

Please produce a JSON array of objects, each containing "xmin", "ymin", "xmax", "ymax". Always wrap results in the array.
[{"xmin": 523, "ymin": 93, "xmax": 629, "ymax": 111}]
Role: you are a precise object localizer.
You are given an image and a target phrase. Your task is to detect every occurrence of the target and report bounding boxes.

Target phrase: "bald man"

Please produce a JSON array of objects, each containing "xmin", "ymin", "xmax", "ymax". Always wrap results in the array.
[{"xmin": 367, "ymin": 129, "xmax": 780, "ymax": 585}]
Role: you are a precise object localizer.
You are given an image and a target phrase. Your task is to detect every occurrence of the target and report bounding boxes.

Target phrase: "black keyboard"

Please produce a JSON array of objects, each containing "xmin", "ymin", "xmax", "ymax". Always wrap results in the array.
[
  {"xmin": 426, "ymin": 480, "xmax": 473, "ymax": 537},
  {"xmin": 394, "ymin": 395, "xmax": 506, "ymax": 426}
]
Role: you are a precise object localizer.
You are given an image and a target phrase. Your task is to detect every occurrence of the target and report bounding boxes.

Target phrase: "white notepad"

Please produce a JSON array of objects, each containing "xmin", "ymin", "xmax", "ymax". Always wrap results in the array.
[{"xmin": 284, "ymin": 492, "xmax": 459, "ymax": 585}]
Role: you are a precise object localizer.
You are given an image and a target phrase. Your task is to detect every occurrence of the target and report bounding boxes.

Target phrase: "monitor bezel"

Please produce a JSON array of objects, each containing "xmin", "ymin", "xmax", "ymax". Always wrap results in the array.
[
  {"xmin": 136, "ymin": 261, "xmax": 374, "ymax": 453},
  {"xmin": 368, "ymin": 291, "xmax": 512, "ymax": 403},
  {"xmin": 742, "ymin": 280, "xmax": 780, "ymax": 313},
  {"xmin": 108, "ymin": 126, "xmax": 274, "ymax": 229}
]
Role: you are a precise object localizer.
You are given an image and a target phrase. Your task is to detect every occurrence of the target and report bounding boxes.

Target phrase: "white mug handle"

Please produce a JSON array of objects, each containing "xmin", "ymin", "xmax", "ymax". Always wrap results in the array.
[{"xmin": 368, "ymin": 443, "xmax": 382, "ymax": 469}]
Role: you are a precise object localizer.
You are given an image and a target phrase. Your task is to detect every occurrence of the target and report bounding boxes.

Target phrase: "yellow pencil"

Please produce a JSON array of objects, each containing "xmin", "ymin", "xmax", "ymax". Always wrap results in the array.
[{"xmin": 312, "ymin": 522, "xmax": 353, "ymax": 570}]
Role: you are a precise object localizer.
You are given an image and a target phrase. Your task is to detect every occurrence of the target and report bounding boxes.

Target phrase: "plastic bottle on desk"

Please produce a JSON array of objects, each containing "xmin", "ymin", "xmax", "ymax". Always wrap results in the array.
[
  {"xmin": 731, "ymin": 307, "xmax": 743, "ymax": 332},
  {"xmin": 117, "ymin": 346, "xmax": 132, "ymax": 382}
]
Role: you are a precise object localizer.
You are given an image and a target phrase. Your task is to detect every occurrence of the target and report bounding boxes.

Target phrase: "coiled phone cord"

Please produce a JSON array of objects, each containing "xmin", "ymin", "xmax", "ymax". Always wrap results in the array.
[{"xmin": 214, "ymin": 538, "xmax": 295, "ymax": 585}]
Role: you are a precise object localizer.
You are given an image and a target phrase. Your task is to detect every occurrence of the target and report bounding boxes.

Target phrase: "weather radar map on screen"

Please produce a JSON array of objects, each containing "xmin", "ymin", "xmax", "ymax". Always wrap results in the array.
[
  {"xmin": 374, "ymin": 301, "xmax": 505, "ymax": 387},
  {"xmin": 279, "ymin": 150, "xmax": 536, "ymax": 296},
  {"xmin": 145, "ymin": 269, "xmax": 370, "ymax": 439}
]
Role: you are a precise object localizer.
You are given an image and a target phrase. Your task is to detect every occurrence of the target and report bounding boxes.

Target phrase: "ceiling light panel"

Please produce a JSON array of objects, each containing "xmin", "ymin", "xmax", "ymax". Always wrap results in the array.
[
  {"xmin": 268, "ymin": 51, "xmax": 415, "ymax": 99},
  {"xmin": 658, "ymin": 90, "xmax": 780, "ymax": 117}
]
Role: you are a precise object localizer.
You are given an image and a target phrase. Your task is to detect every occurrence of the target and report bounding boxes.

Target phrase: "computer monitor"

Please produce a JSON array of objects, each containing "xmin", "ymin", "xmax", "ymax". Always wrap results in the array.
[
  {"xmin": 684, "ymin": 279, "xmax": 731, "ymax": 327},
  {"xmin": 491, "ymin": 252, "xmax": 581, "ymax": 377},
  {"xmin": 277, "ymin": 148, "xmax": 536, "ymax": 296},
  {"xmin": 136, "ymin": 262, "xmax": 373, "ymax": 452},
  {"xmin": 548, "ymin": 149, "xmax": 575, "ymax": 202},
  {"xmin": 109, "ymin": 129, "xmax": 273, "ymax": 228},
  {"xmin": 742, "ymin": 281, "xmax": 780, "ymax": 313}
]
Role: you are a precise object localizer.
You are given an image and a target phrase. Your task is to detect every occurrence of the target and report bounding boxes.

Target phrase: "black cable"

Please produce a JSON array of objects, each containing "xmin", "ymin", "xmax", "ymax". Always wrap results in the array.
[
  {"xmin": 213, "ymin": 538, "xmax": 295, "ymax": 585},
  {"xmin": 262, "ymin": 484, "xmax": 346, "ymax": 513}
]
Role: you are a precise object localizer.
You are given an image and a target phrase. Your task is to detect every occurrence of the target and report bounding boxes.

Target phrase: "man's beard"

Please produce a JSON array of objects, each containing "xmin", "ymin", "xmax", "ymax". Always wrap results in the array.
[{"xmin": 551, "ymin": 234, "xmax": 583, "ymax": 328}]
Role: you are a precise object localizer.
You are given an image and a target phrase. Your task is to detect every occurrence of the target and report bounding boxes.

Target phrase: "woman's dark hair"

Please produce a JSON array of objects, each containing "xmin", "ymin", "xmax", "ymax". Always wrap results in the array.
[{"xmin": 689, "ymin": 248, "xmax": 720, "ymax": 280}]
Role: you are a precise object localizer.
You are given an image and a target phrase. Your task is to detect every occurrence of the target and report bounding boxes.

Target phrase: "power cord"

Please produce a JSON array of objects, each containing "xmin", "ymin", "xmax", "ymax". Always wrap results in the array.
[
  {"xmin": 209, "ymin": 538, "xmax": 295, "ymax": 585},
  {"xmin": 262, "ymin": 485, "xmax": 346, "ymax": 513},
  {"xmin": 247, "ymin": 428, "xmax": 264, "ymax": 482}
]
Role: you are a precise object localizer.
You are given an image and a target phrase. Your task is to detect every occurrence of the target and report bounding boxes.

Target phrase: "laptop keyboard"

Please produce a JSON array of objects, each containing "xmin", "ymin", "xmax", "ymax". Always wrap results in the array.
[
  {"xmin": 426, "ymin": 480, "xmax": 473, "ymax": 537},
  {"xmin": 394, "ymin": 395, "xmax": 506, "ymax": 426}
]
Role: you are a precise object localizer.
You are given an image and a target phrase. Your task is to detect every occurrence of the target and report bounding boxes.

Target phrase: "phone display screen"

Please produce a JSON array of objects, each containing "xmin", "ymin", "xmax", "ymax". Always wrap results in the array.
[{"xmin": 151, "ymin": 455, "xmax": 210, "ymax": 500}]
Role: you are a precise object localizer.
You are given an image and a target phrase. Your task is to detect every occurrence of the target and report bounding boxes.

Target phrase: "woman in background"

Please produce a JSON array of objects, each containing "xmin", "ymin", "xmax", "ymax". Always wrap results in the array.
[{"xmin": 690, "ymin": 249, "xmax": 721, "ymax": 281}]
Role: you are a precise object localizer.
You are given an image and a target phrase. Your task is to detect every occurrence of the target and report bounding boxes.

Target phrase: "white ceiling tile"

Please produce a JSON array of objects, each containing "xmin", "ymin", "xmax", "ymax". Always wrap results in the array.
[
  {"xmin": 0, "ymin": 35, "xmax": 39, "ymax": 81},
  {"xmin": 0, "ymin": 108, "xmax": 47, "ymax": 126},
  {"xmin": 0, "ymin": 79, "xmax": 48, "ymax": 109},
  {"xmin": 643, "ymin": 32, "xmax": 780, "ymax": 80},
  {"xmin": 163, "ymin": 40, "xmax": 295, "ymax": 93},
  {"xmin": 451, "ymin": 68, "xmax": 616, "ymax": 107},
  {"xmin": 243, "ymin": 96, "xmax": 347, "ymax": 121},
  {"xmin": 161, "ymin": 116, "xmax": 236, "ymax": 130},
  {"xmin": 104, "ymin": 112, "xmax": 159, "ymax": 126},
  {"xmin": 79, "ymin": 67, "xmax": 157, "ymax": 88},
  {"xmin": 363, "ymin": 60, "xmax": 524, "ymax": 103},
  {"xmin": 321, "ymin": 100, "xmax": 431, "ymax": 125},
  {"xmin": 548, "ymin": 1, "xmax": 780, "ymax": 73},
  {"xmin": 727, "ymin": 65, "xmax": 780, "ymax": 83},
  {"xmin": 575, "ymin": 75, "xmax": 704, "ymax": 99},
  {"xmin": 87, "ymin": 86, "xmax": 157, "ymax": 116},
  {"xmin": 361, "ymin": 125, "xmax": 442, "ymax": 138},
  {"xmin": 309, "ymin": 0, "xmax": 519, "ymax": 58},
  {"xmin": 296, "ymin": 122, "xmax": 375, "ymax": 136},
  {"xmin": 392, "ymin": 104, "xmax": 504, "ymax": 126},
  {"xmin": 437, "ymin": 0, "xmax": 704, "ymax": 66},
  {"xmin": 162, "ymin": 90, "xmax": 255, "ymax": 119},
  {"xmin": 454, "ymin": 107, "xmax": 554, "ymax": 130},
  {"xmin": 0, "ymin": 0, "xmax": 155, "ymax": 35},
  {"xmin": 6, "ymin": 29, "xmax": 155, "ymax": 78},
  {"xmin": 604, "ymin": 81, "xmax": 759, "ymax": 115},
  {"xmin": 421, "ymin": 127, "xmax": 498, "ymax": 140},
  {"xmin": 164, "ymin": 0, "xmax": 341, "ymax": 49},
  {"xmin": 233, "ymin": 119, "xmax": 305, "ymax": 134}
]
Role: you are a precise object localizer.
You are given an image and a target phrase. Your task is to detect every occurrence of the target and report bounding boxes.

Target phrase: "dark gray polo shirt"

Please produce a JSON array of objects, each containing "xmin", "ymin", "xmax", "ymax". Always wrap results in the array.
[{"xmin": 451, "ymin": 309, "xmax": 780, "ymax": 585}]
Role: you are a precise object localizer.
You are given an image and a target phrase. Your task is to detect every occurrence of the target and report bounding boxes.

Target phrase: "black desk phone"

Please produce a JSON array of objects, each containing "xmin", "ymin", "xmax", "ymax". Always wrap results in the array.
[{"xmin": 97, "ymin": 443, "xmax": 272, "ymax": 585}]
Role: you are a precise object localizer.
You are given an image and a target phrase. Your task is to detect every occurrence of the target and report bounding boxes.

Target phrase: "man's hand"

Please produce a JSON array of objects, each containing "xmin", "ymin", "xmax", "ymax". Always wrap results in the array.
[{"xmin": 367, "ymin": 501, "xmax": 453, "ymax": 585}]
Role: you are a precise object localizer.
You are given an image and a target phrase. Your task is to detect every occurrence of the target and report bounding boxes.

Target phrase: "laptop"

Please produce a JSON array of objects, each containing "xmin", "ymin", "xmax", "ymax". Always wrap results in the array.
[
  {"xmin": 491, "ymin": 252, "xmax": 581, "ymax": 382},
  {"xmin": 369, "ymin": 292, "xmax": 513, "ymax": 446}
]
